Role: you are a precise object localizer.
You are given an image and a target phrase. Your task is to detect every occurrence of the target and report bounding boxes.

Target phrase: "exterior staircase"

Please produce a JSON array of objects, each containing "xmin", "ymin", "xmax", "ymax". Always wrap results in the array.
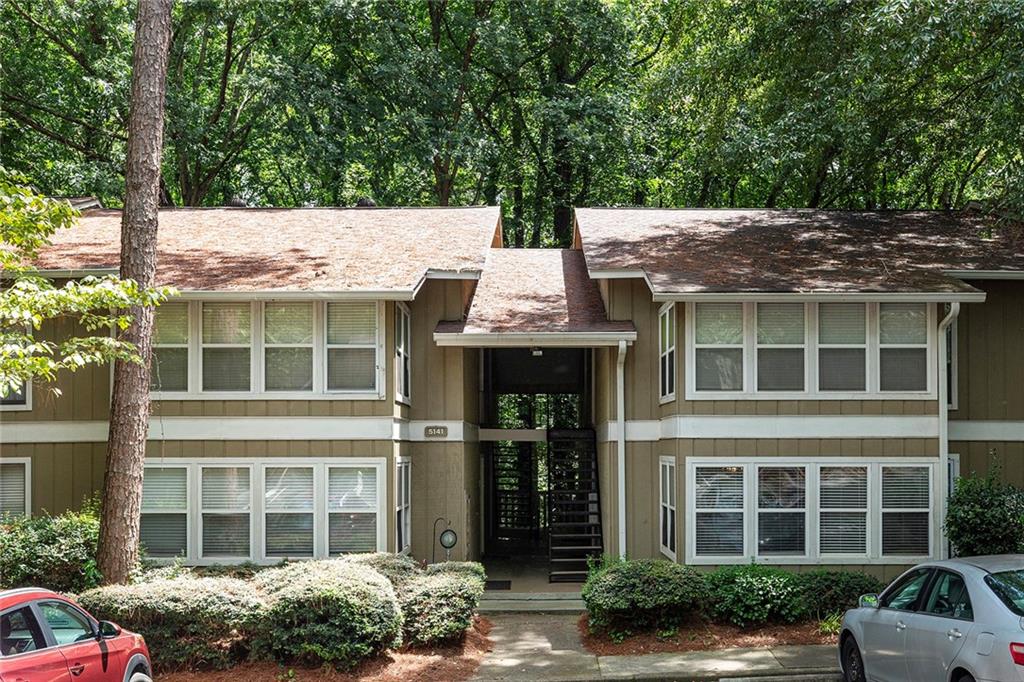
[{"xmin": 546, "ymin": 428, "xmax": 603, "ymax": 582}]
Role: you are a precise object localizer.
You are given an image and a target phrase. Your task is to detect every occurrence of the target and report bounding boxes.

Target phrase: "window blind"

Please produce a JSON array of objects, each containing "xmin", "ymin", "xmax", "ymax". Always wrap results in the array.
[
  {"xmin": 202, "ymin": 303, "xmax": 251, "ymax": 392},
  {"xmin": 328, "ymin": 348, "xmax": 376, "ymax": 391},
  {"xmin": 327, "ymin": 302, "xmax": 376, "ymax": 345},
  {"xmin": 329, "ymin": 513, "xmax": 377, "ymax": 554},
  {"xmin": 264, "ymin": 303, "xmax": 313, "ymax": 345},
  {"xmin": 142, "ymin": 467, "xmax": 187, "ymax": 510},
  {"xmin": 202, "ymin": 467, "xmax": 251, "ymax": 558},
  {"xmin": 880, "ymin": 303, "xmax": 927, "ymax": 344},
  {"xmin": 328, "ymin": 467, "xmax": 377, "ymax": 510},
  {"xmin": 151, "ymin": 303, "xmax": 189, "ymax": 392},
  {"xmin": 154, "ymin": 303, "xmax": 189, "ymax": 344},
  {"xmin": 819, "ymin": 348, "xmax": 866, "ymax": 391},
  {"xmin": 880, "ymin": 349, "xmax": 927, "ymax": 391},
  {"xmin": 818, "ymin": 303, "xmax": 867, "ymax": 391},
  {"xmin": 328, "ymin": 467, "xmax": 377, "ymax": 554},
  {"xmin": 203, "ymin": 303, "xmax": 251, "ymax": 344},
  {"xmin": 695, "ymin": 303, "xmax": 743, "ymax": 344},
  {"xmin": 203, "ymin": 467, "xmax": 251, "ymax": 509},
  {"xmin": 757, "ymin": 467, "xmax": 805, "ymax": 555},
  {"xmin": 266, "ymin": 514, "xmax": 314, "ymax": 557},
  {"xmin": 756, "ymin": 303, "xmax": 803, "ymax": 344},
  {"xmin": 882, "ymin": 466, "xmax": 930, "ymax": 555},
  {"xmin": 819, "ymin": 304, "xmax": 865, "ymax": 344},
  {"xmin": 694, "ymin": 466, "xmax": 744, "ymax": 556},
  {"xmin": 0, "ymin": 463, "xmax": 26, "ymax": 515},
  {"xmin": 140, "ymin": 514, "xmax": 188, "ymax": 558},
  {"xmin": 140, "ymin": 467, "xmax": 187, "ymax": 558},
  {"xmin": 819, "ymin": 466, "xmax": 867, "ymax": 554},
  {"xmin": 265, "ymin": 467, "xmax": 313, "ymax": 510}
]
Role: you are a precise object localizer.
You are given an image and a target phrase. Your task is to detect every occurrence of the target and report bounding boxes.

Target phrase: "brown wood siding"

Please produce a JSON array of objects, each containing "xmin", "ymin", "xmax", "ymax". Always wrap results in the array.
[
  {"xmin": 953, "ymin": 280, "xmax": 1024, "ymax": 421},
  {"xmin": 953, "ymin": 440, "xmax": 1024, "ymax": 486},
  {"xmin": 409, "ymin": 280, "xmax": 473, "ymax": 422},
  {"xmin": 408, "ymin": 441, "xmax": 479, "ymax": 562}
]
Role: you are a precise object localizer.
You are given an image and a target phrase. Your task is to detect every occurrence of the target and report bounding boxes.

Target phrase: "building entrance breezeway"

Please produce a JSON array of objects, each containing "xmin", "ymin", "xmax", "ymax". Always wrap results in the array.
[{"xmin": 480, "ymin": 349, "xmax": 603, "ymax": 582}]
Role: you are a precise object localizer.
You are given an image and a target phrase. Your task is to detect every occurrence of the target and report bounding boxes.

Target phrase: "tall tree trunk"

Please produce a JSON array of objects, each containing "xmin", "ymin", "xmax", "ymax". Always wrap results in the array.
[{"xmin": 97, "ymin": 0, "xmax": 173, "ymax": 586}]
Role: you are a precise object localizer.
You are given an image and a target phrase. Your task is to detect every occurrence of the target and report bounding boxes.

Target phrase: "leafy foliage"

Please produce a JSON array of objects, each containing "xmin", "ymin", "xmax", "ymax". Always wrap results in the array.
[
  {"xmin": 946, "ymin": 467, "xmax": 1024, "ymax": 557},
  {"xmin": 345, "ymin": 552, "xmax": 422, "ymax": 587},
  {"xmin": 424, "ymin": 561, "xmax": 488, "ymax": 581},
  {"xmin": 705, "ymin": 564, "xmax": 805, "ymax": 627},
  {"xmin": 582, "ymin": 557, "xmax": 706, "ymax": 637},
  {"xmin": 0, "ymin": 169, "xmax": 172, "ymax": 398},
  {"xmin": 78, "ymin": 575, "xmax": 265, "ymax": 671},
  {"xmin": 398, "ymin": 572, "xmax": 485, "ymax": 645},
  {"xmin": 794, "ymin": 570, "xmax": 885, "ymax": 620},
  {"xmin": 0, "ymin": 500, "xmax": 105, "ymax": 593}
]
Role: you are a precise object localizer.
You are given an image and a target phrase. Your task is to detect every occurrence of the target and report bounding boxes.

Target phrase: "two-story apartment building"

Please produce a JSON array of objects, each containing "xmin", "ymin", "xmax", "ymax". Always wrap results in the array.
[{"xmin": 1, "ymin": 205, "xmax": 1021, "ymax": 583}]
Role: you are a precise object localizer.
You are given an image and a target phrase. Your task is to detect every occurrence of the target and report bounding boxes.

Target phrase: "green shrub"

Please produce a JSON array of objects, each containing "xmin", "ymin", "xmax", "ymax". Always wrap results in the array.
[
  {"xmin": 78, "ymin": 576, "xmax": 264, "ymax": 671},
  {"xmin": 253, "ymin": 560, "xmax": 402, "ymax": 669},
  {"xmin": 0, "ymin": 504, "xmax": 105, "ymax": 593},
  {"xmin": 398, "ymin": 572, "xmax": 484, "ymax": 645},
  {"xmin": 346, "ymin": 552, "xmax": 422, "ymax": 586},
  {"xmin": 582, "ymin": 558, "xmax": 706, "ymax": 636},
  {"xmin": 794, "ymin": 570, "xmax": 884, "ymax": 619},
  {"xmin": 424, "ymin": 561, "xmax": 487, "ymax": 581},
  {"xmin": 705, "ymin": 564, "xmax": 805, "ymax": 626},
  {"xmin": 946, "ymin": 468, "xmax": 1024, "ymax": 557}
]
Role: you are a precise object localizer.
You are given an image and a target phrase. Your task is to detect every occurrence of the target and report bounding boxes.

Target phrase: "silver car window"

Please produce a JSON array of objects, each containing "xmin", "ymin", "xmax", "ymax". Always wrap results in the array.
[
  {"xmin": 880, "ymin": 568, "xmax": 932, "ymax": 611},
  {"xmin": 921, "ymin": 570, "xmax": 973, "ymax": 621},
  {"xmin": 985, "ymin": 570, "xmax": 1024, "ymax": 616}
]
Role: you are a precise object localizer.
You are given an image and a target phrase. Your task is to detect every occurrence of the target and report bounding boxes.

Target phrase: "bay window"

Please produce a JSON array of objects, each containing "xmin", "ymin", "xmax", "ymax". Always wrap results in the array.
[
  {"xmin": 151, "ymin": 302, "xmax": 190, "ymax": 392},
  {"xmin": 202, "ymin": 303, "xmax": 252, "ymax": 391},
  {"xmin": 687, "ymin": 458, "xmax": 936, "ymax": 563},
  {"xmin": 263, "ymin": 303, "xmax": 314, "ymax": 392},
  {"xmin": 686, "ymin": 302, "xmax": 934, "ymax": 398}
]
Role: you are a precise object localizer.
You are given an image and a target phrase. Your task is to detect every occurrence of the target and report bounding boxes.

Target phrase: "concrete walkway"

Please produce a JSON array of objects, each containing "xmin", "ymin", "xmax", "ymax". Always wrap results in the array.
[{"xmin": 473, "ymin": 613, "xmax": 842, "ymax": 682}]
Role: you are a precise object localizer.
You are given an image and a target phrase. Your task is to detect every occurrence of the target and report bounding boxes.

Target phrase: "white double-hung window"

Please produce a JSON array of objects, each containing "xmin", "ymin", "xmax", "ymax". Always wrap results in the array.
[
  {"xmin": 879, "ymin": 303, "xmax": 928, "ymax": 392},
  {"xmin": 327, "ymin": 303, "xmax": 378, "ymax": 392},
  {"xmin": 659, "ymin": 457, "xmax": 676, "ymax": 558},
  {"xmin": 264, "ymin": 466, "xmax": 315, "ymax": 558},
  {"xmin": 395, "ymin": 303, "xmax": 411, "ymax": 403},
  {"xmin": 200, "ymin": 466, "xmax": 253, "ymax": 559},
  {"xmin": 328, "ymin": 466, "xmax": 379, "ymax": 554},
  {"xmin": 756, "ymin": 304, "xmax": 805, "ymax": 391},
  {"xmin": 151, "ymin": 302, "xmax": 190, "ymax": 392},
  {"xmin": 818, "ymin": 303, "xmax": 867, "ymax": 391},
  {"xmin": 263, "ymin": 303, "xmax": 314, "ymax": 392},
  {"xmin": 693, "ymin": 303, "xmax": 744, "ymax": 391},
  {"xmin": 139, "ymin": 466, "xmax": 188, "ymax": 558},
  {"xmin": 687, "ymin": 458, "xmax": 935, "ymax": 564},
  {"xmin": 396, "ymin": 458, "xmax": 411, "ymax": 553},
  {"xmin": 658, "ymin": 303, "xmax": 676, "ymax": 401},
  {"xmin": 0, "ymin": 460, "xmax": 30, "ymax": 516},
  {"xmin": 202, "ymin": 303, "xmax": 253, "ymax": 391}
]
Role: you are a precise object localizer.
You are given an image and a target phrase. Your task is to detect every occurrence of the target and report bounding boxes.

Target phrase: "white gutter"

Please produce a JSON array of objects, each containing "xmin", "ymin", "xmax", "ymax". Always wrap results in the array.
[
  {"xmin": 433, "ymin": 331, "xmax": 636, "ymax": 348},
  {"xmin": 649, "ymin": 291, "xmax": 986, "ymax": 303},
  {"xmin": 616, "ymin": 339, "xmax": 628, "ymax": 559},
  {"xmin": 937, "ymin": 302, "xmax": 960, "ymax": 559}
]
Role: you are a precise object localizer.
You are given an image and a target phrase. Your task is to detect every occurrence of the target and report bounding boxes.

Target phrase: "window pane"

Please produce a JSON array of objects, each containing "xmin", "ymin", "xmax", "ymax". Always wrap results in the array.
[
  {"xmin": 265, "ymin": 513, "xmax": 314, "ymax": 557},
  {"xmin": 151, "ymin": 347, "xmax": 188, "ymax": 391},
  {"xmin": 202, "ymin": 303, "xmax": 251, "ymax": 344},
  {"xmin": 820, "ymin": 512, "xmax": 867, "ymax": 554},
  {"xmin": 882, "ymin": 467, "xmax": 930, "ymax": 508},
  {"xmin": 819, "ymin": 303, "xmax": 865, "ymax": 344},
  {"xmin": 819, "ymin": 348, "xmax": 866, "ymax": 391},
  {"xmin": 757, "ymin": 303, "xmax": 803, "ymax": 344},
  {"xmin": 202, "ymin": 513, "xmax": 250, "ymax": 556},
  {"xmin": 39, "ymin": 602, "xmax": 93, "ymax": 646},
  {"xmin": 0, "ymin": 386, "xmax": 26, "ymax": 405},
  {"xmin": 882, "ymin": 569, "xmax": 932, "ymax": 610},
  {"xmin": 880, "ymin": 303, "xmax": 927, "ymax": 344},
  {"xmin": 265, "ymin": 347, "xmax": 313, "ymax": 391},
  {"xmin": 695, "ymin": 348, "xmax": 743, "ymax": 390},
  {"xmin": 0, "ymin": 607, "xmax": 45, "ymax": 654},
  {"xmin": 923, "ymin": 571, "xmax": 973, "ymax": 620},
  {"xmin": 265, "ymin": 467, "xmax": 313, "ymax": 510},
  {"xmin": 882, "ymin": 512, "xmax": 929, "ymax": 555},
  {"xmin": 758, "ymin": 512, "xmax": 805, "ymax": 555},
  {"xmin": 820, "ymin": 467, "xmax": 867, "ymax": 508},
  {"xmin": 695, "ymin": 467, "xmax": 744, "ymax": 509},
  {"xmin": 202, "ymin": 467, "xmax": 250, "ymax": 510},
  {"xmin": 695, "ymin": 303, "xmax": 743, "ymax": 344},
  {"xmin": 140, "ymin": 514, "xmax": 187, "ymax": 557},
  {"xmin": 327, "ymin": 302, "xmax": 377, "ymax": 345},
  {"xmin": 880, "ymin": 348, "xmax": 927, "ymax": 391},
  {"xmin": 329, "ymin": 513, "xmax": 377, "ymax": 553},
  {"xmin": 695, "ymin": 513, "xmax": 743, "ymax": 555},
  {"xmin": 202, "ymin": 348, "xmax": 251, "ymax": 391},
  {"xmin": 0, "ymin": 463, "xmax": 26, "ymax": 515},
  {"xmin": 758, "ymin": 467, "xmax": 805, "ymax": 508},
  {"xmin": 328, "ymin": 348, "xmax": 376, "ymax": 391},
  {"xmin": 757, "ymin": 348, "xmax": 804, "ymax": 391},
  {"xmin": 329, "ymin": 467, "xmax": 377, "ymax": 510},
  {"xmin": 154, "ymin": 303, "xmax": 189, "ymax": 344},
  {"xmin": 142, "ymin": 468, "xmax": 186, "ymax": 510},
  {"xmin": 265, "ymin": 303, "xmax": 313, "ymax": 344}
]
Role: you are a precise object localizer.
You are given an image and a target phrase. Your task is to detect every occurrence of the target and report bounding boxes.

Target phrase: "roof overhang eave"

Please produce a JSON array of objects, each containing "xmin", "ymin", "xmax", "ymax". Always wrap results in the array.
[
  {"xmin": 943, "ymin": 269, "xmax": 1024, "ymax": 280},
  {"xmin": 2, "ymin": 267, "xmax": 119, "ymax": 278},
  {"xmin": 433, "ymin": 330, "xmax": 637, "ymax": 348},
  {"xmin": 173, "ymin": 288, "xmax": 418, "ymax": 301},
  {"xmin": 650, "ymin": 290, "xmax": 988, "ymax": 303}
]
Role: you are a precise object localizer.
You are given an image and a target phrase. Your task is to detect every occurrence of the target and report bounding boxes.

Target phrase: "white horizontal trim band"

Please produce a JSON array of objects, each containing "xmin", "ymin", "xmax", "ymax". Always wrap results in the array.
[
  {"xmin": 949, "ymin": 421, "xmax": 1024, "ymax": 442},
  {"xmin": 434, "ymin": 331, "xmax": 636, "ymax": 347},
  {"xmin": 598, "ymin": 415, "xmax": 939, "ymax": 441},
  {"xmin": 2, "ymin": 418, "xmax": 475, "ymax": 443}
]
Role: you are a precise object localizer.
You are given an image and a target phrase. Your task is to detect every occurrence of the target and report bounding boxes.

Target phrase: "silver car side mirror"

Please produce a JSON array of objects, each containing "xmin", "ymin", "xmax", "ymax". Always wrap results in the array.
[{"xmin": 859, "ymin": 594, "xmax": 879, "ymax": 609}]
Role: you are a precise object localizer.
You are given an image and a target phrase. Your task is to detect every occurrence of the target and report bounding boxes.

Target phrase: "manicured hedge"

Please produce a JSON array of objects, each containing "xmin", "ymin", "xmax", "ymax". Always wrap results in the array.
[
  {"xmin": 346, "ymin": 552, "xmax": 422, "ymax": 586},
  {"xmin": 78, "ymin": 576, "xmax": 264, "ymax": 671},
  {"xmin": 582, "ymin": 559, "xmax": 706, "ymax": 635},
  {"xmin": 0, "ymin": 505, "xmax": 105, "ymax": 593},
  {"xmin": 794, "ymin": 570, "xmax": 884, "ymax": 619},
  {"xmin": 399, "ymin": 572, "xmax": 485, "ymax": 645},
  {"xmin": 705, "ymin": 564, "xmax": 805, "ymax": 626},
  {"xmin": 946, "ymin": 468, "xmax": 1024, "ymax": 557},
  {"xmin": 425, "ymin": 561, "xmax": 488, "ymax": 581},
  {"xmin": 253, "ymin": 560, "xmax": 403, "ymax": 669}
]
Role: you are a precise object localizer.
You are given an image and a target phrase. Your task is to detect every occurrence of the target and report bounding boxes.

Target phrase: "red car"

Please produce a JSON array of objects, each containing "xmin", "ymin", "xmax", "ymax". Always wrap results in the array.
[{"xmin": 0, "ymin": 589, "xmax": 151, "ymax": 682}]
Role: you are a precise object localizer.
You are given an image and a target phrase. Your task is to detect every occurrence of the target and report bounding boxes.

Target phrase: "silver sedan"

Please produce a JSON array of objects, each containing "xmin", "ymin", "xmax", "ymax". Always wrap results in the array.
[{"xmin": 840, "ymin": 555, "xmax": 1024, "ymax": 682}]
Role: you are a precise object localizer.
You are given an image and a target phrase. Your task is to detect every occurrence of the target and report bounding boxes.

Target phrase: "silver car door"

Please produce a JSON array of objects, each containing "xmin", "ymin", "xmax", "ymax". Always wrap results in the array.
[
  {"xmin": 861, "ymin": 568, "xmax": 933, "ymax": 682},
  {"xmin": 905, "ymin": 570, "xmax": 975, "ymax": 682}
]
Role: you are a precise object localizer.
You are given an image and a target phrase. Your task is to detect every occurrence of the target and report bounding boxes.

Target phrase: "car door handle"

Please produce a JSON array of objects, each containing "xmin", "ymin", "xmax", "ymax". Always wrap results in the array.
[
  {"xmin": 69, "ymin": 663, "xmax": 85, "ymax": 676},
  {"xmin": 895, "ymin": 621, "xmax": 907, "ymax": 631},
  {"xmin": 948, "ymin": 629, "xmax": 963, "ymax": 639}
]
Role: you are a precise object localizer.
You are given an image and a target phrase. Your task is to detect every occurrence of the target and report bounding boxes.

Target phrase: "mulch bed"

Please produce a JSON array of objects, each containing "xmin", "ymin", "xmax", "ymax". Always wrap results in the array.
[
  {"xmin": 161, "ymin": 617, "xmax": 493, "ymax": 682},
  {"xmin": 577, "ymin": 614, "xmax": 836, "ymax": 656}
]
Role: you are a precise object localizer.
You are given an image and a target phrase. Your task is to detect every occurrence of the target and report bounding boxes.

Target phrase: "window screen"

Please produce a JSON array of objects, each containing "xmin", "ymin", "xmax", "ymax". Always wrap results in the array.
[
  {"xmin": 201, "ymin": 467, "xmax": 251, "ymax": 558},
  {"xmin": 202, "ymin": 303, "xmax": 251, "ymax": 391},
  {"xmin": 694, "ymin": 303, "xmax": 743, "ymax": 391},
  {"xmin": 326, "ymin": 303, "xmax": 377, "ymax": 392},
  {"xmin": 151, "ymin": 302, "xmax": 189, "ymax": 392},
  {"xmin": 694, "ymin": 466, "xmax": 744, "ymax": 555},
  {"xmin": 819, "ymin": 466, "xmax": 867, "ymax": 554},
  {"xmin": 881, "ymin": 466, "xmax": 930, "ymax": 555},
  {"xmin": 140, "ymin": 467, "xmax": 188, "ymax": 557},
  {"xmin": 328, "ymin": 466, "xmax": 378, "ymax": 554},
  {"xmin": 264, "ymin": 303, "xmax": 314, "ymax": 392}
]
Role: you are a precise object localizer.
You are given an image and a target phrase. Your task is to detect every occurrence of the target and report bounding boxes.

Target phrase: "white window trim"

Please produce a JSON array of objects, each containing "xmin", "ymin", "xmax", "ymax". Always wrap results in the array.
[
  {"xmin": 658, "ymin": 303, "xmax": 676, "ymax": 403},
  {"xmin": 143, "ymin": 457, "xmax": 386, "ymax": 565},
  {"xmin": 149, "ymin": 300, "xmax": 385, "ymax": 400},
  {"xmin": 395, "ymin": 303, "xmax": 411, "ymax": 405},
  {"xmin": 0, "ymin": 457, "xmax": 31, "ymax": 516},
  {"xmin": 0, "ymin": 380, "xmax": 32, "ymax": 411},
  {"xmin": 261, "ymin": 302, "xmax": 317, "ymax": 394},
  {"xmin": 658, "ymin": 455, "xmax": 676, "ymax": 559},
  {"xmin": 685, "ymin": 457, "xmax": 938, "ymax": 565},
  {"xmin": 684, "ymin": 302, "xmax": 937, "ymax": 400},
  {"xmin": 396, "ymin": 456, "xmax": 411, "ymax": 554}
]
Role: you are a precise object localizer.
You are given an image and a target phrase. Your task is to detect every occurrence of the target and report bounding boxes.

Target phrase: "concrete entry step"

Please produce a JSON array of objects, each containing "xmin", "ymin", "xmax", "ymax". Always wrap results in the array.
[{"xmin": 479, "ymin": 591, "xmax": 584, "ymax": 613}]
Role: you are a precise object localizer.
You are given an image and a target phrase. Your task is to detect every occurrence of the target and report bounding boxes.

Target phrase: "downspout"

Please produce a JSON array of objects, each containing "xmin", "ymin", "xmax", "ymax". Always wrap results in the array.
[
  {"xmin": 616, "ymin": 340, "xmax": 628, "ymax": 559},
  {"xmin": 937, "ymin": 302, "xmax": 960, "ymax": 559}
]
